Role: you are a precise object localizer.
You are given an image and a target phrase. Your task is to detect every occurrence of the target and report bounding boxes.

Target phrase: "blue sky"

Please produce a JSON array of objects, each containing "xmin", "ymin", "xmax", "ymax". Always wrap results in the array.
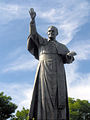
[{"xmin": 0, "ymin": 0, "xmax": 90, "ymax": 111}]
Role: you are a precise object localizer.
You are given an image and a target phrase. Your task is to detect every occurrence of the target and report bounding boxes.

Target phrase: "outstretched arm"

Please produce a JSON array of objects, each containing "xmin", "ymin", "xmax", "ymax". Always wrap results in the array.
[
  {"xmin": 28, "ymin": 8, "xmax": 46, "ymax": 48},
  {"xmin": 27, "ymin": 8, "xmax": 39, "ymax": 59}
]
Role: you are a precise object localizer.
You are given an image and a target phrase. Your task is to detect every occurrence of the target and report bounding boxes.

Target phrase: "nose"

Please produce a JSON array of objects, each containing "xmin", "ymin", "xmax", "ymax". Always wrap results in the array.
[{"xmin": 50, "ymin": 30, "xmax": 54, "ymax": 34}]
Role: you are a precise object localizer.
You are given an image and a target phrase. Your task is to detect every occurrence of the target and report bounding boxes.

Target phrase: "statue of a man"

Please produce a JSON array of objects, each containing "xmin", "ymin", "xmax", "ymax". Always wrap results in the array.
[{"xmin": 27, "ymin": 8, "xmax": 76, "ymax": 120}]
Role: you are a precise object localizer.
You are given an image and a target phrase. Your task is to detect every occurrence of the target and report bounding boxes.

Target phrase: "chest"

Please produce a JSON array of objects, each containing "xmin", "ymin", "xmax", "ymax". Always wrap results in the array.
[{"xmin": 39, "ymin": 41, "xmax": 57, "ymax": 55}]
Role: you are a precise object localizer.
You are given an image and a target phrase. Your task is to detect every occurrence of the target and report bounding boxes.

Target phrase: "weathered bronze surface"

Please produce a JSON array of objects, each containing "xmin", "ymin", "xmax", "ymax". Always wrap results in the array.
[{"xmin": 27, "ymin": 8, "xmax": 76, "ymax": 120}]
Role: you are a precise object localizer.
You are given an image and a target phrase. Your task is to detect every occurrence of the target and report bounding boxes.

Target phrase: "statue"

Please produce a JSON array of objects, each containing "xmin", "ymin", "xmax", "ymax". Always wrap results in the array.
[{"xmin": 27, "ymin": 8, "xmax": 76, "ymax": 120}]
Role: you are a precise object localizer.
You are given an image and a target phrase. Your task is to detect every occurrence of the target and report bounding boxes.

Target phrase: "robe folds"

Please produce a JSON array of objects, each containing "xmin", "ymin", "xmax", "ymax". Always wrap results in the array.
[{"xmin": 27, "ymin": 21, "xmax": 72, "ymax": 120}]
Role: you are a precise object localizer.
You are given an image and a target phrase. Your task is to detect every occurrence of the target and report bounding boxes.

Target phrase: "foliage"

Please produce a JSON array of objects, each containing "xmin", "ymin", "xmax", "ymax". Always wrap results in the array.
[
  {"xmin": 0, "ymin": 92, "xmax": 17, "ymax": 120},
  {"xmin": 11, "ymin": 107, "xmax": 29, "ymax": 120},
  {"xmin": 9, "ymin": 97, "xmax": 90, "ymax": 120},
  {"xmin": 69, "ymin": 97, "xmax": 90, "ymax": 120}
]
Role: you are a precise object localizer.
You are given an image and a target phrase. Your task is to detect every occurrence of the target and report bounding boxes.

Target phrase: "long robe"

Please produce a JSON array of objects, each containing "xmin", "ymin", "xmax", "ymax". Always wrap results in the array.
[{"xmin": 27, "ymin": 21, "xmax": 73, "ymax": 120}]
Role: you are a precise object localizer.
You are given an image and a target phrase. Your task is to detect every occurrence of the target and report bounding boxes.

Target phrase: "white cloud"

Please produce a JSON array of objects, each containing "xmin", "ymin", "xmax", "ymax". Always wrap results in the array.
[
  {"xmin": 65, "ymin": 62, "xmax": 79, "ymax": 85},
  {"xmin": 0, "ymin": 3, "xmax": 29, "ymax": 24},
  {"xmin": 0, "ymin": 82, "xmax": 33, "ymax": 110},
  {"xmin": 1, "ymin": 0, "xmax": 90, "ymax": 73},
  {"xmin": 2, "ymin": 54, "xmax": 38, "ymax": 73},
  {"xmin": 64, "ymin": 39, "xmax": 90, "ymax": 101},
  {"xmin": 68, "ymin": 85, "xmax": 90, "ymax": 101},
  {"xmin": 71, "ymin": 41, "xmax": 90, "ymax": 60},
  {"xmin": 0, "ymin": 0, "xmax": 89, "ymax": 44},
  {"xmin": 65, "ymin": 62, "xmax": 90, "ymax": 101},
  {"xmin": 38, "ymin": 9, "xmax": 56, "ymax": 22},
  {"xmin": 7, "ymin": 47, "xmax": 24, "ymax": 59},
  {"xmin": 38, "ymin": 0, "xmax": 90, "ymax": 44},
  {"xmin": 0, "ymin": 45, "xmax": 38, "ymax": 73},
  {"xmin": 65, "ymin": 57, "xmax": 90, "ymax": 101}
]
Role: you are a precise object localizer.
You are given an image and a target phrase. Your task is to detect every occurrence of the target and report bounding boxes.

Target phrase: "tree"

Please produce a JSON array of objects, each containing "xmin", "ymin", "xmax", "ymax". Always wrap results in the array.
[
  {"xmin": 69, "ymin": 97, "xmax": 90, "ymax": 120},
  {"xmin": 0, "ymin": 92, "xmax": 17, "ymax": 120},
  {"xmin": 11, "ymin": 107, "xmax": 29, "ymax": 120},
  {"xmin": 9, "ymin": 96, "xmax": 90, "ymax": 120}
]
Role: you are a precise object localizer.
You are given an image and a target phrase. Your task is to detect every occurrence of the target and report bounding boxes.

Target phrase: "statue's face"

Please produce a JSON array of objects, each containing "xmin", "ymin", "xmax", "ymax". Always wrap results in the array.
[{"xmin": 48, "ymin": 27, "xmax": 56, "ymax": 40}]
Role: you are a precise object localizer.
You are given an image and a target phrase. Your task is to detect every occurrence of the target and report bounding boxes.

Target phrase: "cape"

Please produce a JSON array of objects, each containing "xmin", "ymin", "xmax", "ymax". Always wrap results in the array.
[{"xmin": 27, "ymin": 35, "xmax": 69, "ymax": 61}]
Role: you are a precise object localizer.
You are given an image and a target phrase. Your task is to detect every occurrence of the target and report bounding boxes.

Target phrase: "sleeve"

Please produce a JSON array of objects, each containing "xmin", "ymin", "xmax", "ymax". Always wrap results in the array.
[
  {"xmin": 62, "ymin": 54, "xmax": 74, "ymax": 64},
  {"xmin": 58, "ymin": 43, "xmax": 74, "ymax": 64},
  {"xmin": 27, "ymin": 20, "xmax": 47, "ymax": 60},
  {"xmin": 29, "ymin": 20, "xmax": 46, "ymax": 47},
  {"xmin": 27, "ymin": 34, "xmax": 39, "ymax": 60}
]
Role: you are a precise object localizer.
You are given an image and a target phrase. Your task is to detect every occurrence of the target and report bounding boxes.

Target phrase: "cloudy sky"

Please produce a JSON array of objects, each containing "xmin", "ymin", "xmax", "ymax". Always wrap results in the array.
[{"xmin": 0, "ymin": 0, "xmax": 90, "ymax": 111}]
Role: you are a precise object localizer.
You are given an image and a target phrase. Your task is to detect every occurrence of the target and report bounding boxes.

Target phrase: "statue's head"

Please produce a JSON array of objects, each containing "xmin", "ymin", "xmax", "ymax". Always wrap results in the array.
[{"xmin": 47, "ymin": 26, "xmax": 58, "ymax": 40}]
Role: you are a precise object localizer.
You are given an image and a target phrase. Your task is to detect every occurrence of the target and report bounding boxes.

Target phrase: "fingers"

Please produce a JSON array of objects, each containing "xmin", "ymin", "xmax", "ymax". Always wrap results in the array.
[
  {"xmin": 29, "ymin": 8, "xmax": 36, "ymax": 19},
  {"xmin": 30, "ymin": 8, "xmax": 34, "ymax": 13}
]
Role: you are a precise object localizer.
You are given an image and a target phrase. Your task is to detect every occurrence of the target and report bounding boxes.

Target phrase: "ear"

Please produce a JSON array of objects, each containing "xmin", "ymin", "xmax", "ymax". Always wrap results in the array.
[{"xmin": 54, "ymin": 30, "xmax": 57, "ymax": 36}]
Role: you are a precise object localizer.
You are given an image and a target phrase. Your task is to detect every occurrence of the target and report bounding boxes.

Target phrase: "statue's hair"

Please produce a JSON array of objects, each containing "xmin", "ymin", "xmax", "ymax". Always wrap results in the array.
[{"xmin": 48, "ymin": 26, "xmax": 58, "ymax": 36}]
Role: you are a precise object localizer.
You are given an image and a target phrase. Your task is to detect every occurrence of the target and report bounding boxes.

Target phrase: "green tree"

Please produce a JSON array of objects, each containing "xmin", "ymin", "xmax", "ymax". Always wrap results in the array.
[
  {"xmin": 69, "ymin": 97, "xmax": 90, "ymax": 120},
  {"xmin": 11, "ymin": 107, "xmax": 29, "ymax": 120},
  {"xmin": 0, "ymin": 92, "xmax": 17, "ymax": 120}
]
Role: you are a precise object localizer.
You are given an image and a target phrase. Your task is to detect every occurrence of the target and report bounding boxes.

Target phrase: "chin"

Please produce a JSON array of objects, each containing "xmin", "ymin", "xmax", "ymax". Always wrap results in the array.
[{"xmin": 49, "ymin": 37, "xmax": 55, "ymax": 40}]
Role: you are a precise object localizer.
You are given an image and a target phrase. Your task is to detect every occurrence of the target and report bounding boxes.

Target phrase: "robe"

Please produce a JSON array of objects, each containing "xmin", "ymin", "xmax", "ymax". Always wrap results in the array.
[{"xmin": 27, "ymin": 21, "xmax": 73, "ymax": 120}]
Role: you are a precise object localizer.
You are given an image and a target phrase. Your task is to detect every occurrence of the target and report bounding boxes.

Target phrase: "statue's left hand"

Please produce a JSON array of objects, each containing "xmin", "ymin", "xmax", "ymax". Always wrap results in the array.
[
  {"xmin": 67, "ymin": 51, "xmax": 77, "ymax": 57},
  {"xmin": 66, "ymin": 51, "xmax": 76, "ymax": 63}
]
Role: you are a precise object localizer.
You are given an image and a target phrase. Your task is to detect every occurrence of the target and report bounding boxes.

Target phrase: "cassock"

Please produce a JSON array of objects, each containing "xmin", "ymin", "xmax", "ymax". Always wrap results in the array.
[{"xmin": 27, "ymin": 21, "xmax": 73, "ymax": 120}]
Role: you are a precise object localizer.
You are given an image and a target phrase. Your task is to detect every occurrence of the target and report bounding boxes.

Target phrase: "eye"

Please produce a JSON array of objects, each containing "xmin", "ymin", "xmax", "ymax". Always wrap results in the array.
[
  {"xmin": 48, "ymin": 30, "xmax": 54, "ymax": 32},
  {"xmin": 48, "ymin": 30, "xmax": 51, "ymax": 32}
]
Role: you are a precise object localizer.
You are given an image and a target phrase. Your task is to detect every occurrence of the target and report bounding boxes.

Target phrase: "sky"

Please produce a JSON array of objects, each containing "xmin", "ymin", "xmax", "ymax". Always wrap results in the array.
[{"xmin": 0, "ymin": 0, "xmax": 90, "ymax": 111}]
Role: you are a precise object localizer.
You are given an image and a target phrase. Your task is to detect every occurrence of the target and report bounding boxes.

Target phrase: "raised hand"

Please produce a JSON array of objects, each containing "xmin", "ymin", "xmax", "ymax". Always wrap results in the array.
[{"xmin": 29, "ymin": 8, "xmax": 36, "ymax": 21}]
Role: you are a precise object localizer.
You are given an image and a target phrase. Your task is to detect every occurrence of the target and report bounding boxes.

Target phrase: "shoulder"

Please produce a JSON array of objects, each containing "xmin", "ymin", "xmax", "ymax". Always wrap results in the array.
[
  {"xmin": 39, "ymin": 37, "xmax": 48, "ymax": 45},
  {"xmin": 55, "ymin": 40, "xmax": 67, "ymax": 48},
  {"xmin": 54, "ymin": 40, "xmax": 69, "ymax": 53}
]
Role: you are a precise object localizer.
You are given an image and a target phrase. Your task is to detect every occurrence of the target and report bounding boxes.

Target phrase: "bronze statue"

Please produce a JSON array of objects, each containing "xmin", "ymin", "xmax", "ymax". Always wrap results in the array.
[{"xmin": 27, "ymin": 8, "xmax": 76, "ymax": 120}]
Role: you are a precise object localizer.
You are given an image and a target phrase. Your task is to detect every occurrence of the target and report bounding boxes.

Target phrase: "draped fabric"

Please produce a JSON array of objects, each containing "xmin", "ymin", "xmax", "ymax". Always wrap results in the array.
[{"xmin": 27, "ymin": 21, "xmax": 72, "ymax": 120}]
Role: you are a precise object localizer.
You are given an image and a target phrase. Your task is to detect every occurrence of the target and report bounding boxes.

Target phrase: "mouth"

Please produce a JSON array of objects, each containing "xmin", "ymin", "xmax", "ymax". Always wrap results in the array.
[{"xmin": 48, "ymin": 35, "xmax": 55, "ymax": 40}]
